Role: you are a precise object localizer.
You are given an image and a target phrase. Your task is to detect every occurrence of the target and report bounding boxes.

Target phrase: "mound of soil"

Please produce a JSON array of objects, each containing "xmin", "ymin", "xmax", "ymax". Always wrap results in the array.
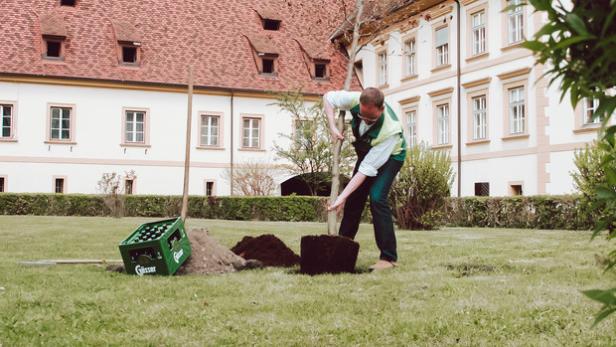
[
  {"xmin": 177, "ymin": 228, "xmax": 262, "ymax": 275},
  {"xmin": 231, "ymin": 234, "xmax": 300, "ymax": 267},
  {"xmin": 300, "ymin": 234, "xmax": 360, "ymax": 275}
]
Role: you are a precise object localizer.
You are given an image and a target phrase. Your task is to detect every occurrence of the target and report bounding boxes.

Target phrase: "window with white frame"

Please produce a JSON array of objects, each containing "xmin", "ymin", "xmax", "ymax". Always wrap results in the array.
[
  {"xmin": 509, "ymin": 86, "xmax": 525, "ymax": 134},
  {"xmin": 242, "ymin": 117, "xmax": 261, "ymax": 148},
  {"xmin": 200, "ymin": 114, "xmax": 220, "ymax": 146},
  {"xmin": 50, "ymin": 106, "xmax": 71, "ymax": 140},
  {"xmin": 406, "ymin": 110, "xmax": 417, "ymax": 147},
  {"xmin": 507, "ymin": 0, "xmax": 524, "ymax": 44},
  {"xmin": 54, "ymin": 178, "xmax": 65, "ymax": 194},
  {"xmin": 377, "ymin": 51, "xmax": 388, "ymax": 86},
  {"xmin": 1, "ymin": 104, "xmax": 13, "ymax": 139},
  {"xmin": 583, "ymin": 98, "xmax": 600, "ymax": 125},
  {"xmin": 404, "ymin": 38, "xmax": 416, "ymax": 76},
  {"xmin": 437, "ymin": 104, "xmax": 449, "ymax": 145},
  {"xmin": 125, "ymin": 110, "xmax": 145, "ymax": 143},
  {"xmin": 125, "ymin": 178, "xmax": 134, "ymax": 195},
  {"xmin": 205, "ymin": 181, "xmax": 215, "ymax": 196},
  {"xmin": 472, "ymin": 95, "xmax": 488, "ymax": 140},
  {"xmin": 435, "ymin": 26, "xmax": 449, "ymax": 66},
  {"xmin": 471, "ymin": 10, "xmax": 486, "ymax": 55}
]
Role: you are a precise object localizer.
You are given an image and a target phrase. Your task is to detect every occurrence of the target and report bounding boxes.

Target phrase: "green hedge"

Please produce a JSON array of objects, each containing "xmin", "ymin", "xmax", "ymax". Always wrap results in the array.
[
  {"xmin": 0, "ymin": 194, "xmax": 328, "ymax": 222},
  {"xmin": 0, "ymin": 193, "xmax": 595, "ymax": 230},
  {"xmin": 442, "ymin": 195, "xmax": 593, "ymax": 230}
]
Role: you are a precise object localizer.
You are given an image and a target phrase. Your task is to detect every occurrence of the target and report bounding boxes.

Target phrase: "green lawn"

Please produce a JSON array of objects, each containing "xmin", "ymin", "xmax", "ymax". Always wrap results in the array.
[{"xmin": 0, "ymin": 216, "xmax": 614, "ymax": 346}]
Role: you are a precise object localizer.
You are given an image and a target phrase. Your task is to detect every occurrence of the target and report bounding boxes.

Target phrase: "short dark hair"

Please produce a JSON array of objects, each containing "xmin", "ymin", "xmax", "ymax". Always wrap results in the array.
[{"xmin": 359, "ymin": 87, "xmax": 385, "ymax": 108}]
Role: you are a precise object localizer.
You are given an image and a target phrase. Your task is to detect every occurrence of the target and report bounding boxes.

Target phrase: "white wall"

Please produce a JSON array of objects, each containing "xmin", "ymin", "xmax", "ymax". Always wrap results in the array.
[{"xmin": 0, "ymin": 81, "xmax": 296, "ymax": 195}]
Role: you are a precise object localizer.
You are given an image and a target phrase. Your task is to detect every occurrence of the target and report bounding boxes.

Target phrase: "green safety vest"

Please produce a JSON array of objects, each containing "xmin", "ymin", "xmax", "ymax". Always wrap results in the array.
[{"xmin": 349, "ymin": 101, "xmax": 406, "ymax": 162}]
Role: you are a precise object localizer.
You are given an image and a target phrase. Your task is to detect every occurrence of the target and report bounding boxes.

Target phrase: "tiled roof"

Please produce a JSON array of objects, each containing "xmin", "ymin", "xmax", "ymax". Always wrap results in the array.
[
  {"xmin": 0, "ymin": 0, "xmax": 360, "ymax": 95},
  {"xmin": 245, "ymin": 34, "xmax": 279, "ymax": 55}
]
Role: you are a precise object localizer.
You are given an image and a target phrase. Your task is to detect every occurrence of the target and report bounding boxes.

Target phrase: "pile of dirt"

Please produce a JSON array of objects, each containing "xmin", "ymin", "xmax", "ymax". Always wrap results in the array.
[
  {"xmin": 300, "ymin": 234, "xmax": 360, "ymax": 275},
  {"xmin": 231, "ymin": 234, "xmax": 300, "ymax": 267},
  {"xmin": 177, "ymin": 228, "xmax": 262, "ymax": 275}
]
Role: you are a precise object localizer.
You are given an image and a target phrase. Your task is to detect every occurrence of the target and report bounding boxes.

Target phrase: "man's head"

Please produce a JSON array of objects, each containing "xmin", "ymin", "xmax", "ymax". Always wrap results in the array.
[{"xmin": 359, "ymin": 87, "xmax": 385, "ymax": 124}]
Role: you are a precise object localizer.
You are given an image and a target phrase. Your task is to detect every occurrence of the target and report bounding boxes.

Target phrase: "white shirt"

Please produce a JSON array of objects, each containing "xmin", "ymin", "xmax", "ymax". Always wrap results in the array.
[{"xmin": 325, "ymin": 91, "xmax": 399, "ymax": 177}]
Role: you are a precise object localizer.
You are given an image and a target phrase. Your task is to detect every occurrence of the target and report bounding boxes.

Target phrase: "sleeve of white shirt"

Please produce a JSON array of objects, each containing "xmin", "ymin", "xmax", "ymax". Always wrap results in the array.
[
  {"xmin": 358, "ymin": 135, "xmax": 399, "ymax": 177},
  {"xmin": 324, "ymin": 90, "xmax": 361, "ymax": 111}
]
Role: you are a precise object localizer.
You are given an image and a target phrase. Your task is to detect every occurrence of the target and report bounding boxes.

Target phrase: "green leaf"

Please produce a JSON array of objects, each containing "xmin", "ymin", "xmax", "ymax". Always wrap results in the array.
[
  {"xmin": 601, "ymin": 5, "xmax": 616, "ymax": 37},
  {"xmin": 554, "ymin": 35, "xmax": 594, "ymax": 50},
  {"xmin": 583, "ymin": 288, "xmax": 616, "ymax": 305},
  {"xmin": 596, "ymin": 186, "xmax": 616, "ymax": 200},
  {"xmin": 606, "ymin": 169, "xmax": 616, "ymax": 187},
  {"xmin": 565, "ymin": 13, "xmax": 590, "ymax": 36},
  {"xmin": 528, "ymin": 0, "xmax": 551, "ymax": 11},
  {"xmin": 593, "ymin": 306, "xmax": 616, "ymax": 327},
  {"xmin": 521, "ymin": 40, "xmax": 545, "ymax": 52}
]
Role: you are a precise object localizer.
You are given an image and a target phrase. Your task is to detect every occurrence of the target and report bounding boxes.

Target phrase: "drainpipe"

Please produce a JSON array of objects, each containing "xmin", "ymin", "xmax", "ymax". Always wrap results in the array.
[
  {"xmin": 455, "ymin": 0, "xmax": 462, "ymax": 198},
  {"xmin": 230, "ymin": 91, "xmax": 235, "ymax": 196}
]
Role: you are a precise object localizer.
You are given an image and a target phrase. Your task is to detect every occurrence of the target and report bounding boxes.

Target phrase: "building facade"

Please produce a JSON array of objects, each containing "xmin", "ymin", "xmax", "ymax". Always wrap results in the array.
[
  {"xmin": 0, "ymin": 0, "xmax": 359, "ymax": 196},
  {"xmin": 350, "ymin": 0, "xmax": 602, "ymax": 196}
]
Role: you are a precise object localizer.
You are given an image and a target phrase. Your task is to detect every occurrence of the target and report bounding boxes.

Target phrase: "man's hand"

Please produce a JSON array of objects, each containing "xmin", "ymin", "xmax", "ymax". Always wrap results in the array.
[
  {"xmin": 330, "ymin": 127, "xmax": 344, "ymax": 141},
  {"xmin": 327, "ymin": 196, "xmax": 346, "ymax": 214}
]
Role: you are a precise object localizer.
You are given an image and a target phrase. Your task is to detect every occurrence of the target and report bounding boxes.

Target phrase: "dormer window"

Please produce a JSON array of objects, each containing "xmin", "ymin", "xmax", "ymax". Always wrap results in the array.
[
  {"xmin": 112, "ymin": 21, "xmax": 142, "ymax": 66},
  {"xmin": 263, "ymin": 19, "xmax": 281, "ymax": 31},
  {"xmin": 245, "ymin": 34, "xmax": 279, "ymax": 76},
  {"xmin": 122, "ymin": 45, "xmax": 138, "ymax": 64},
  {"xmin": 45, "ymin": 38, "xmax": 63, "ymax": 58},
  {"xmin": 60, "ymin": 0, "xmax": 76, "ymax": 6},
  {"xmin": 315, "ymin": 62, "xmax": 327, "ymax": 79},
  {"xmin": 262, "ymin": 57, "xmax": 275, "ymax": 74},
  {"xmin": 295, "ymin": 39, "xmax": 330, "ymax": 80}
]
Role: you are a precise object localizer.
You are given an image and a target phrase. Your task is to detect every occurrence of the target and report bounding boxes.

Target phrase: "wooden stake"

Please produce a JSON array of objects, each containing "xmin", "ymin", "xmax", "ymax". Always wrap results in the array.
[
  {"xmin": 328, "ymin": 0, "xmax": 365, "ymax": 234},
  {"xmin": 181, "ymin": 66, "xmax": 194, "ymax": 221}
]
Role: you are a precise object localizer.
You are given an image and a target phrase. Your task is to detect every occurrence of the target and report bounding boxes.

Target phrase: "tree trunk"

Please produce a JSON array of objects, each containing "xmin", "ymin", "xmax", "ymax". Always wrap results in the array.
[{"xmin": 327, "ymin": 0, "xmax": 364, "ymax": 234}]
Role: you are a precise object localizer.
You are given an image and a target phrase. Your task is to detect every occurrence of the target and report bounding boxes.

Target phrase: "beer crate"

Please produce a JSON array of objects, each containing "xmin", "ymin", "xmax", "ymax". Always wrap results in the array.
[{"xmin": 118, "ymin": 217, "xmax": 191, "ymax": 276}]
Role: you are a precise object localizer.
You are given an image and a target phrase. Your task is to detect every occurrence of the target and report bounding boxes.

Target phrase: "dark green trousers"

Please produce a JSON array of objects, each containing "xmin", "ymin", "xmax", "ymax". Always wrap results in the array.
[{"xmin": 338, "ymin": 156, "xmax": 403, "ymax": 262}]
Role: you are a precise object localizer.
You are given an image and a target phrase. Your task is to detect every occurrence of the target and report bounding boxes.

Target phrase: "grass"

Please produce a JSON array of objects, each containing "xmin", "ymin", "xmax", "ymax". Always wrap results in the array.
[{"xmin": 0, "ymin": 216, "xmax": 615, "ymax": 346}]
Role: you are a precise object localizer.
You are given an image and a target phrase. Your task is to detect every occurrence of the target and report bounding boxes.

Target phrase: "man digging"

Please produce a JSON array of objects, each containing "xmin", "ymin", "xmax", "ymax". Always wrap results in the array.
[{"xmin": 325, "ymin": 87, "xmax": 406, "ymax": 271}]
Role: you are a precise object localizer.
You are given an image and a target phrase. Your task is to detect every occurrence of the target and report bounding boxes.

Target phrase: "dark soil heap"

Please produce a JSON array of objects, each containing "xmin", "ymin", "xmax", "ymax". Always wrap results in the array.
[
  {"xmin": 231, "ymin": 234, "xmax": 300, "ymax": 267},
  {"xmin": 300, "ymin": 234, "xmax": 360, "ymax": 275}
]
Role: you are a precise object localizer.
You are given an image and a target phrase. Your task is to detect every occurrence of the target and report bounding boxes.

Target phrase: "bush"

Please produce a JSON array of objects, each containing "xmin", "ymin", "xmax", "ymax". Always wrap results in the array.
[
  {"xmin": 391, "ymin": 144, "xmax": 454, "ymax": 230},
  {"xmin": 442, "ymin": 195, "xmax": 593, "ymax": 230}
]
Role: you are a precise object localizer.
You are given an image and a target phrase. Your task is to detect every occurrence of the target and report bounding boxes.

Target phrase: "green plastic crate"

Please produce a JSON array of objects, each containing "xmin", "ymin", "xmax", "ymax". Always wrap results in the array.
[{"xmin": 118, "ymin": 217, "xmax": 191, "ymax": 276}]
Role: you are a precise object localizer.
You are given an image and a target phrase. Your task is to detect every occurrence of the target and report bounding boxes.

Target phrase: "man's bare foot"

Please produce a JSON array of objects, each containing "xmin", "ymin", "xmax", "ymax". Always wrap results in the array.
[{"xmin": 369, "ymin": 259, "xmax": 397, "ymax": 271}]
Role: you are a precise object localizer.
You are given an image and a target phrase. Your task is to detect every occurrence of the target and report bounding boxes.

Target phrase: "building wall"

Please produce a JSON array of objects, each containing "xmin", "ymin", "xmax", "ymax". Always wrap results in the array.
[
  {"xmin": 353, "ymin": 0, "xmax": 601, "ymax": 196},
  {"xmin": 0, "ymin": 81, "xmax": 295, "ymax": 195}
]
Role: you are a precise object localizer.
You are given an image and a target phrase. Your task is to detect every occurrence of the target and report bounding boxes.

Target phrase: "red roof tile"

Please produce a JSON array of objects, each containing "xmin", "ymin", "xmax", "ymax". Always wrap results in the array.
[
  {"xmin": 111, "ymin": 20, "xmax": 141, "ymax": 44},
  {"xmin": 40, "ymin": 12, "xmax": 68, "ymax": 37},
  {"xmin": 245, "ymin": 34, "xmax": 279, "ymax": 55},
  {"xmin": 0, "ymin": 0, "xmax": 361, "ymax": 95}
]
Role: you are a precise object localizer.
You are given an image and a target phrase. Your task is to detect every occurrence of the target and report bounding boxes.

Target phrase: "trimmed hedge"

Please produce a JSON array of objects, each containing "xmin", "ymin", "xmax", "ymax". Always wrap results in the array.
[
  {"xmin": 0, "ymin": 193, "xmax": 595, "ymax": 230},
  {"xmin": 442, "ymin": 195, "xmax": 593, "ymax": 230},
  {"xmin": 0, "ymin": 194, "xmax": 327, "ymax": 222}
]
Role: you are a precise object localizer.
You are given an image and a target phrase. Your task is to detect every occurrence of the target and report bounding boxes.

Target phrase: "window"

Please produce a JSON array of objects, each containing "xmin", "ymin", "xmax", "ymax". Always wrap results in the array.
[
  {"xmin": 125, "ymin": 110, "xmax": 145, "ymax": 143},
  {"xmin": 122, "ymin": 45, "xmax": 137, "ymax": 64},
  {"xmin": 54, "ymin": 178, "xmax": 65, "ymax": 194},
  {"xmin": 471, "ymin": 10, "xmax": 486, "ymax": 55},
  {"xmin": 435, "ymin": 27, "xmax": 449, "ymax": 66},
  {"xmin": 474, "ymin": 182, "xmax": 489, "ymax": 196},
  {"xmin": 125, "ymin": 179, "xmax": 134, "ymax": 195},
  {"xmin": 472, "ymin": 95, "xmax": 488, "ymax": 140},
  {"xmin": 507, "ymin": 0, "xmax": 524, "ymax": 44},
  {"xmin": 242, "ymin": 117, "xmax": 261, "ymax": 148},
  {"xmin": 50, "ymin": 106, "xmax": 72, "ymax": 141},
  {"xmin": 44, "ymin": 39, "xmax": 62, "ymax": 59},
  {"xmin": 437, "ymin": 104, "xmax": 449, "ymax": 145},
  {"xmin": 509, "ymin": 87, "xmax": 525, "ymax": 134},
  {"xmin": 510, "ymin": 184, "xmax": 523, "ymax": 196},
  {"xmin": 377, "ymin": 51, "xmax": 388, "ymax": 86},
  {"xmin": 1, "ymin": 104, "xmax": 13, "ymax": 139},
  {"xmin": 263, "ymin": 19, "xmax": 281, "ymax": 31},
  {"xmin": 583, "ymin": 98, "xmax": 600, "ymax": 125},
  {"xmin": 354, "ymin": 60, "xmax": 364, "ymax": 85},
  {"xmin": 407, "ymin": 110, "xmax": 417, "ymax": 147},
  {"xmin": 0, "ymin": 177, "xmax": 5, "ymax": 193},
  {"xmin": 315, "ymin": 63, "xmax": 327, "ymax": 79},
  {"xmin": 60, "ymin": 0, "xmax": 76, "ymax": 6},
  {"xmin": 404, "ymin": 38, "xmax": 416, "ymax": 76},
  {"xmin": 205, "ymin": 181, "xmax": 215, "ymax": 196},
  {"xmin": 200, "ymin": 114, "xmax": 220, "ymax": 146},
  {"xmin": 262, "ymin": 58, "xmax": 275, "ymax": 74}
]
